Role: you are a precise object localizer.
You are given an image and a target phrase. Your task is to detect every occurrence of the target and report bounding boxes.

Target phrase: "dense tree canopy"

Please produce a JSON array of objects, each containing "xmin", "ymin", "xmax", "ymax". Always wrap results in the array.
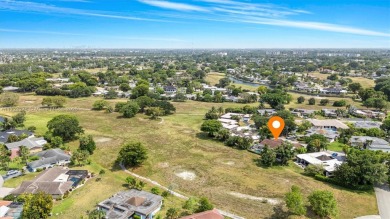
[
  {"xmin": 47, "ymin": 115, "xmax": 84, "ymax": 141},
  {"xmin": 117, "ymin": 142, "xmax": 148, "ymax": 167}
]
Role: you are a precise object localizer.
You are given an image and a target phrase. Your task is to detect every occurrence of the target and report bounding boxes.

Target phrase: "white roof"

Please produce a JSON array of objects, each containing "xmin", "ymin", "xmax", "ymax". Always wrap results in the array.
[
  {"xmin": 218, "ymin": 119, "xmax": 238, "ymax": 124},
  {"xmin": 297, "ymin": 151, "xmax": 345, "ymax": 172},
  {"xmin": 222, "ymin": 124, "xmax": 239, "ymax": 130},
  {"xmin": 220, "ymin": 113, "xmax": 244, "ymax": 119},
  {"xmin": 307, "ymin": 119, "xmax": 349, "ymax": 129},
  {"xmin": 0, "ymin": 205, "xmax": 9, "ymax": 217}
]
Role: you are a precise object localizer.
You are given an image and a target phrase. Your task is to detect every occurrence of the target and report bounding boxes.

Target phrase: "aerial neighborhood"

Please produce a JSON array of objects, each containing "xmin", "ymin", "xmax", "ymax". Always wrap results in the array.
[{"xmin": 0, "ymin": 49, "xmax": 389, "ymax": 219}]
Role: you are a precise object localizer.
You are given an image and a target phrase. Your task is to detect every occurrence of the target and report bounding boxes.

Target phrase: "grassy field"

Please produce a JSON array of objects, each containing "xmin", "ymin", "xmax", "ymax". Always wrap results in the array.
[
  {"xmin": 286, "ymin": 92, "xmax": 363, "ymax": 110},
  {"xmin": 206, "ymin": 72, "xmax": 257, "ymax": 91},
  {"xmin": 0, "ymin": 96, "xmax": 379, "ymax": 219},
  {"xmin": 309, "ymin": 72, "xmax": 375, "ymax": 89},
  {"xmin": 327, "ymin": 142, "xmax": 348, "ymax": 152}
]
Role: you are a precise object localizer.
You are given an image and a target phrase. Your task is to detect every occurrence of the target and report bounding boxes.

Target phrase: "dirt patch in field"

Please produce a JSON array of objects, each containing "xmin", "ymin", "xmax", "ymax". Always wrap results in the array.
[
  {"xmin": 158, "ymin": 162, "xmax": 169, "ymax": 168},
  {"xmin": 174, "ymin": 170, "xmax": 197, "ymax": 181},
  {"xmin": 95, "ymin": 137, "xmax": 113, "ymax": 143},
  {"xmin": 24, "ymin": 101, "xmax": 35, "ymax": 103},
  {"xmin": 229, "ymin": 191, "xmax": 281, "ymax": 205}
]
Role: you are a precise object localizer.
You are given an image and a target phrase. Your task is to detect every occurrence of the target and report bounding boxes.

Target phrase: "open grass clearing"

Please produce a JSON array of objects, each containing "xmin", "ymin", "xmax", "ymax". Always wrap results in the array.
[{"xmin": 0, "ymin": 96, "xmax": 379, "ymax": 219}]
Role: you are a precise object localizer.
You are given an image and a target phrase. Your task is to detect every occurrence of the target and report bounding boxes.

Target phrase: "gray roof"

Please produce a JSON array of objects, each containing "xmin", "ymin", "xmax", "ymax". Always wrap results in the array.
[
  {"xmin": 11, "ymin": 167, "xmax": 74, "ymax": 196},
  {"xmin": 5, "ymin": 137, "xmax": 47, "ymax": 150},
  {"xmin": 0, "ymin": 129, "xmax": 32, "ymax": 143},
  {"xmin": 98, "ymin": 189, "xmax": 162, "ymax": 218},
  {"xmin": 350, "ymin": 136, "xmax": 390, "ymax": 150},
  {"xmin": 352, "ymin": 121, "xmax": 382, "ymax": 129},
  {"xmin": 27, "ymin": 149, "xmax": 71, "ymax": 169}
]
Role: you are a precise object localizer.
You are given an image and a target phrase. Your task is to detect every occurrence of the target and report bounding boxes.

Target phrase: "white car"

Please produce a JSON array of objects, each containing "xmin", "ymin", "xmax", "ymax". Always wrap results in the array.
[{"xmin": 6, "ymin": 170, "xmax": 19, "ymax": 176}]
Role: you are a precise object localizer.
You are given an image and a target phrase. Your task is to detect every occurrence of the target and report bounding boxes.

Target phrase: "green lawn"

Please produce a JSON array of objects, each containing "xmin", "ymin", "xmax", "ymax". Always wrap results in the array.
[
  {"xmin": 328, "ymin": 142, "xmax": 348, "ymax": 152},
  {"xmin": 0, "ymin": 96, "xmax": 379, "ymax": 219}
]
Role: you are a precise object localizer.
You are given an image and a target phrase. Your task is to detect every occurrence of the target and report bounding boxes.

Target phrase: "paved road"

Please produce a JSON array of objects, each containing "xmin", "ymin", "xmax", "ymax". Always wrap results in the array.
[
  {"xmin": 120, "ymin": 163, "xmax": 245, "ymax": 219},
  {"xmin": 374, "ymin": 184, "xmax": 390, "ymax": 219}
]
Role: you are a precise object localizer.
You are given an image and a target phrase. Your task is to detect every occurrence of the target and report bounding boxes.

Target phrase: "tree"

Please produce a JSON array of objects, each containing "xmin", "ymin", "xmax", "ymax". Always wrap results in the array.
[
  {"xmin": 285, "ymin": 185, "xmax": 306, "ymax": 216},
  {"xmin": 327, "ymin": 74, "xmax": 339, "ymax": 81},
  {"xmin": 348, "ymin": 82, "xmax": 362, "ymax": 94},
  {"xmin": 319, "ymin": 99, "xmax": 329, "ymax": 106},
  {"xmin": 131, "ymin": 84, "xmax": 149, "ymax": 98},
  {"xmin": 88, "ymin": 209, "xmax": 106, "ymax": 219},
  {"xmin": 195, "ymin": 197, "xmax": 214, "ymax": 213},
  {"xmin": 0, "ymin": 145, "xmax": 11, "ymax": 170},
  {"xmin": 308, "ymin": 98, "xmax": 316, "ymax": 105},
  {"xmin": 125, "ymin": 176, "xmax": 137, "ymax": 189},
  {"xmin": 119, "ymin": 83, "xmax": 131, "ymax": 92},
  {"xmin": 47, "ymin": 115, "xmax": 84, "ymax": 141},
  {"xmin": 12, "ymin": 111, "xmax": 26, "ymax": 127},
  {"xmin": 19, "ymin": 145, "xmax": 30, "ymax": 164},
  {"xmin": 333, "ymin": 100, "xmax": 346, "ymax": 107},
  {"xmin": 0, "ymin": 92, "xmax": 19, "ymax": 106},
  {"xmin": 275, "ymin": 142, "xmax": 295, "ymax": 166},
  {"xmin": 257, "ymin": 86, "xmax": 268, "ymax": 95},
  {"xmin": 224, "ymin": 136, "xmax": 253, "ymax": 150},
  {"xmin": 151, "ymin": 101, "xmax": 176, "ymax": 115},
  {"xmin": 117, "ymin": 142, "xmax": 148, "ymax": 167},
  {"xmin": 182, "ymin": 197, "xmax": 198, "ymax": 214},
  {"xmin": 104, "ymin": 89, "xmax": 118, "ymax": 99},
  {"xmin": 92, "ymin": 100, "xmax": 108, "ymax": 110},
  {"xmin": 297, "ymin": 96, "xmax": 305, "ymax": 104},
  {"xmin": 50, "ymin": 136, "xmax": 63, "ymax": 148},
  {"xmin": 333, "ymin": 149, "xmax": 387, "ymax": 187},
  {"xmin": 71, "ymin": 150, "xmax": 89, "ymax": 166},
  {"xmin": 79, "ymin": 135, "xmax": 96, "ymax": 155},
  {"xmin": 200, "ymin": 120, "xmax": 222, "ymax": 137},
  {"xmin": 381, "ymin": 119, "xmax": 390, "ymax": 135},
  {"xmin": 165, "ymin": 208, "xmax": 179, "ymax": 219},
  {"xmin": 121, "ymin": 102, "xmax": 140, "ymax": 118},
  {"xmin": 135, "ymin": 96, "xmax": 154, "ymax": 112},
  {"xmin": 308, "ymin": 190, "xmax": 338, "ymax": 218},
  {"xmin": 218, "ymin": 78, "xmax": 230, "ymax": 88},
  {"xmin": 259, "ymin": 145, "xmax": 276, "ymax": 167},
  {"xmin": 146, "ymin": 107, "xmax": 163, "ymax": 120},
  {"xmin": 21, "ymin": 192, "xmax": 53, "ymax": 219}
]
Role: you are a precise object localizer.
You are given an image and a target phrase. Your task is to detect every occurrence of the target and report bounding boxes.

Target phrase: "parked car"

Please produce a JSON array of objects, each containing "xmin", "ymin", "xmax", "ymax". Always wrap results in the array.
[{"xmin": 6, "ymin": 170, "xmax": 19, "ymax": 176}]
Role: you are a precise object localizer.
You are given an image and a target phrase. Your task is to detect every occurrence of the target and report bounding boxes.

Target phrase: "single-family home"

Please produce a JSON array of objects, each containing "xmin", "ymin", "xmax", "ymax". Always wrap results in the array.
[
  {"xmin": 97, "ymin": 189, "xmax": 163, "ymax": 219},
  {"xmin": 320, "ymin": 87, "xmax": 347, "ymax": 95},
  {"xmin": 27, "ymin": 149, "xmax": 71, "ymax": 172},
  {"xmin": 0, "ymin": 129, "xmax": 32, "ymax": 144},
  {"xmin": 291, "ymin": 109, "xmax": 315, "ymax": 118},
  {"xmin": 0, "ymin": 201, "xmax": 23, "ymax": 219},
  {"xmin": 350, "ymin": 136, "xmax": 390, "ymax": 152},
  {"xmin": 5, "ymin": 136, "xmax": 47, "ymax": 159},
  {"xmin": 163, "ymin": 86, "xmax": 177, "ymax": 94},
  {"xmin": 322, "ymin": 109, "xmax": 337, "ymax": 118},
  {"xmin": 296, "ymin": 151, "xmax": 345, "ymax": 177},
  {"xmin": 305, "ymin": 128, "xmax": 339, "ymax": 142},
  {"xmin": 352, "ymin": 121, "xmax": 382, "ymax": 129},
  {"xmin": 11, "ymin": 167, "xmax": 89, "ymax": 199},
  {"xmin": 257, "ymin": 109, "xmax": 277, "ymax": 116},
  {"xmin": 179, "ymin": 209, "xmax": 223, "ymax": 219},
  {"xmin": 2, "ymin": 86, "xmax": 19, "ymax": 92}
]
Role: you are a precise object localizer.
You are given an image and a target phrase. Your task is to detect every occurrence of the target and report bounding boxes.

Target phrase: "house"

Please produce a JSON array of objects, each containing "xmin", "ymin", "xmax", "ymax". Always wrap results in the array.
[
  {"xmin": 163, "ymin": 86, "xmax": 177, "ymax": 94},
  {"xmin": 305, "ymin": 128, "xmax": 338, "ymax": 142},
  {"xmin": 5, "ymin": 136, "xmax": 47, "ymax": 159},
  {"xmin": 322, "ymin": 109, "xmax": 337, "ymax": 118},
  {"xmin": 27, "ymin": 149, "xmax": 71, "ymax": 172},
  {"xmin": 0, "ymin": 201, "xmax": 23, "ymax": 219},
  {"xmin": 11, "ymin": 167, "xmax": 88, "ymax": 199},
  {"xmin": 350, "ymin": 136, "xmax": 390, "ymax": 153},
  {"xmin": 320, "ymin": 87, "xmax": 347, "ymax": 95},
  {"xmin": 180, "ymin": 209, "xmax": 223, "ymax": 219},
  {"xmin": 0, "ymin": 129, "xmax": 32, "ymax": 144},
  {"xmin": 296, "ymin": 151, "xmax": 345, "ymax": 177},
  {"xmin": 97, "ymin": 189, "xmax": 163, "ymax": 219},
  {"xmin": 352, "ymin": 121, "xmax": 382, "ymax": 129},
  {"xmin": 2, "ymin": 86, "xmax": 19, "ymax": 92},
  {"xmin": 257, "ymin": 109, "xmax": 277, "ymax": 116},
  {"xmin": 306, "ymin": 119, "xmax": 349, "ymax": 130},
  {"xmin": 291, "ymin": 109, "xmax": 315, "ymax": 118}
]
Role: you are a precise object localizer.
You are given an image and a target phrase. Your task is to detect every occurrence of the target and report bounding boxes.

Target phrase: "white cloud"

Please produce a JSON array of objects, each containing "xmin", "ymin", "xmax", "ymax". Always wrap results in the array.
[{"xmin": 138, "ymin": 0, "xmax": 209, "ymax": 12}]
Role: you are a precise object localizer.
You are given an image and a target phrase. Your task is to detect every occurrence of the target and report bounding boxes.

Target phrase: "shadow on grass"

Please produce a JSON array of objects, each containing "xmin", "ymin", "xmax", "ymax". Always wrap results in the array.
[{"xmin": 264, "ymin": 205, "xmax": 289, "ymax": 219}]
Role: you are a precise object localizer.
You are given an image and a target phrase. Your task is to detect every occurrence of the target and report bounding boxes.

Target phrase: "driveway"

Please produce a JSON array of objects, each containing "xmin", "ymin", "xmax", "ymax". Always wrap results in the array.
[{"xmin": 374, "ymin": 184, "xmax": 390, "ymax": 219}]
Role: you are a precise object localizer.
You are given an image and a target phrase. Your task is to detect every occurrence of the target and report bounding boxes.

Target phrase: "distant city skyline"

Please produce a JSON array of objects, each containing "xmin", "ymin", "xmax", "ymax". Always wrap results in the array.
[{"xmin": 0, "ymin": 0, "xmax": 389, "ymax": 48}]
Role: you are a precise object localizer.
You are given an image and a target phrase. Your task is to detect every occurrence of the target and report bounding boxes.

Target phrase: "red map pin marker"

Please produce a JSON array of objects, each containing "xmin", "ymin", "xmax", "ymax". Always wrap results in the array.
[{"xmin": 268, "ymin": 116, "xmax": 285, "ymax": 140}]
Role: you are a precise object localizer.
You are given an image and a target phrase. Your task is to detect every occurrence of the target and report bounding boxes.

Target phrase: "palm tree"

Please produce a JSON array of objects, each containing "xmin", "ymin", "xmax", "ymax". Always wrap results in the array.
[{"xmin": 217, "ymin": 106, "xmax": 224, "ymax": 116}]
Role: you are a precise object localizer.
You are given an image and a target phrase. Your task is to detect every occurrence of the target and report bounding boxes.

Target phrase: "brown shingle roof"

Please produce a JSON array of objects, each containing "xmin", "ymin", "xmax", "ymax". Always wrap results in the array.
[
  {"xmin": 180, "ymin": 209, "xmax": 223, "ymax": 219},
  {"xmin": 127, "ymin": 196, "xmax": 146, "ymax": 207},
  {"xmin": 260, "ymin": 139, "xmax": 283, "ymax": 149}
]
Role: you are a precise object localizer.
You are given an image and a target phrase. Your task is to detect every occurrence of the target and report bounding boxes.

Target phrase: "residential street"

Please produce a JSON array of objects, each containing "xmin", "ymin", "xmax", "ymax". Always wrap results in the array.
[{"xmin": 375, "ymin": 184, "xmax": 390, "ymax": 219}]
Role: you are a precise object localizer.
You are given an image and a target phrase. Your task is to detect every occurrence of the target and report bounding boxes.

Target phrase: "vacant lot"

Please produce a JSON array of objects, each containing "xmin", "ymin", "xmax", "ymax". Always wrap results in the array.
[
  {"xmin": 287, "ymin": 92, "xmax": 363, "ymax": 110},
  {"xmin": 0, "ymin": 96, "xmax": 378, "ymax": 219},
  {"xmin": 206, "ymin": 72, "xmax": 257, "ymax": 91}
]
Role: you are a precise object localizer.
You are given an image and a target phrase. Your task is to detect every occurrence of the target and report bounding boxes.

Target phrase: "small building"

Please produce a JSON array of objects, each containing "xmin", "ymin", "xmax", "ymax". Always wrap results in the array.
[
  {"xmin": 180, "ymin": 209, "xmax": 223, "ymax": 219},
  {"xmin": 257, "ymin": 109, "xmax": 277, "ymax": 116},
  {"xmin": 291, "ymin": 109, "xmax": 316, "ymax": 118},
  {"xmin": 163, "ymin": 86, "xmax": 177, "ymax": 94},
  {"xmin": 320, "ymin": 87, "xmax": 347, "ymax": 95},
  {"xmin": 350, "ymin": 136, "xmax": 390, "ymax": 153},
  {"xmin": 97, "ymin": 189, "xmax": 163, "ymax": 219},
  {"xmin": 352, "ymin": 121, "xmax": 382, "ymax": 129},
  {"xmin": 0, "ymin": 201, "xmax": 23, "ymax": 219},
  {"xmin": 27, "ymin": 149, "xmax": 71, "ymax": 172},
  {"xmin": 296, "ymin": 151, "xmax": 345, "ymax": 177},
  {"xmin": 306, "ymin": 119, "xmax": 349, "ymax": 130},
  {"xmin": 5, "ymin": 136, "xmax": 47, "ymax": 159},
  {"xmin": 305, "ymin": 128, "xmax": 338, "ymax": 142},
  {"xmin": 2, "ymin": 86, "xmax": 19, "ymax": 92},
  {"xmin": 322, "ymin": 109, "xmax": 337, "ymax": 118}
]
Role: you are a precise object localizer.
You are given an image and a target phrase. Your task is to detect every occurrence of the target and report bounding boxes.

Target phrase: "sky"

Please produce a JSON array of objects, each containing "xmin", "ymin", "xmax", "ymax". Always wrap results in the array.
[{"xmin": 0, "ymin": 0, "xmax": 389, "ymax": 48}]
